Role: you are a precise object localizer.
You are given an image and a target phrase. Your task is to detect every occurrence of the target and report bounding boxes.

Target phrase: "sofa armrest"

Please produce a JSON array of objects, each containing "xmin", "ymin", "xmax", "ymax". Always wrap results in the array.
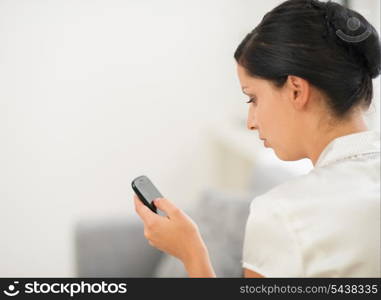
[{"xmin": 74, "ymin": 214, "xmax": 163, "ymax": 277}]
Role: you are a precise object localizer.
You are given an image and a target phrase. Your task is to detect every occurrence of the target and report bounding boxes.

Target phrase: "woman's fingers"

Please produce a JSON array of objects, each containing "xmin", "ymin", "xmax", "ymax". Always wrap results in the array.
[
  {"xmin": 134, "ymin": 195, "xmax": 154, "ymax": 223},
  {"xmin": 134, "ymin": 194, "xmax": 162, "ymax": 226}
]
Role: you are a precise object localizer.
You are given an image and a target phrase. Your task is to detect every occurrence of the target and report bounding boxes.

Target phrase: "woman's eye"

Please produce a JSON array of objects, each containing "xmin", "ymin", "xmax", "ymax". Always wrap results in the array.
[{"xmin": 246, "ymin": 98, "xmax": 257, "ymax": 104}]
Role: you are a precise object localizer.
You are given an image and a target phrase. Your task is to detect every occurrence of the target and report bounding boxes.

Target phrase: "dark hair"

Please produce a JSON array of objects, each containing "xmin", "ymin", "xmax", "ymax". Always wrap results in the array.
[{"xmin": 234, "ymin": 0, "xmax": 381, "ymax": 118}]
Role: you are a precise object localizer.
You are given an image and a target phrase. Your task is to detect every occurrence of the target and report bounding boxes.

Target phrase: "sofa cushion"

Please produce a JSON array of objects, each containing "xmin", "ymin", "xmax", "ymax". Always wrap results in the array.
[{"xmin": 75, "ymin": 215, "xmax": 163, "ymax": 277}]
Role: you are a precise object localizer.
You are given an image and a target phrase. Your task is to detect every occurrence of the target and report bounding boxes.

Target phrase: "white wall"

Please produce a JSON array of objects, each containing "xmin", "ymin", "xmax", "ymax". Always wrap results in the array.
[{"xmin": 0, "ymin": 0, "xmax": 282, "ymax": 277}]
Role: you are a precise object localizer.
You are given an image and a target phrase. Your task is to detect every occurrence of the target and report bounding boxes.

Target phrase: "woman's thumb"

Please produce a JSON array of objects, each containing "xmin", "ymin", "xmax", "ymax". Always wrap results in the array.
[{"xmin": 153, "ymin": 198, "xmax": 179, "ymax": 215}]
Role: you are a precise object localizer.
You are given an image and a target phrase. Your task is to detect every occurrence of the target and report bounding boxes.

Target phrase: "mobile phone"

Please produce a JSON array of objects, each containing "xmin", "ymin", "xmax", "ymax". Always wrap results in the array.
[{"xmin": 131, "ymin": 175, "xmax": 163, "ymax": 214}]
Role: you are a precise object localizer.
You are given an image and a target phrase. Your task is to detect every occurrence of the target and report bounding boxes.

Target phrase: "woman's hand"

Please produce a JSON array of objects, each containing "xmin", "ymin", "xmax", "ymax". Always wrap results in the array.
[{"xmin": 133, "ymin": 195, "xmax": 216, "ymax": 277}]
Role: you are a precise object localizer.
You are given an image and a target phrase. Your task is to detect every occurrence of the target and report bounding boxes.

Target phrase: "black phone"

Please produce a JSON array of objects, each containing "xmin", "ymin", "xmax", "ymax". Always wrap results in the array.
[{"xmin": 131, "ymin": 175, "xmax": 163, "ymax": 214}]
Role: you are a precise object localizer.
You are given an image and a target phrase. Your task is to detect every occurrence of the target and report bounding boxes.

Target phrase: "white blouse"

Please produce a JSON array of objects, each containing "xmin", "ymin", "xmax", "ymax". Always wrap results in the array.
[{"xmin": 242, "ymin": 130, "xmax": 380, "ymax": 277}]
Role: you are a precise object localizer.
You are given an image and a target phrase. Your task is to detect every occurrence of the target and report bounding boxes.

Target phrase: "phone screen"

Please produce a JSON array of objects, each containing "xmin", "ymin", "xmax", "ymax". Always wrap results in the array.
[{"xmin": 132, "ymin": 175, "xmax": 163, "ymax": 214}]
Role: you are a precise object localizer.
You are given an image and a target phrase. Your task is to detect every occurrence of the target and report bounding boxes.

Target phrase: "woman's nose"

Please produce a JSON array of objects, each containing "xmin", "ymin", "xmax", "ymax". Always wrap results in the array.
[
  {"xmin": 247, "ymin": 121, "xmax": 258, "ymax": 131},
  {"xmin": 247, "ymin": 109, "xmax": 258, "ymax": 131}
]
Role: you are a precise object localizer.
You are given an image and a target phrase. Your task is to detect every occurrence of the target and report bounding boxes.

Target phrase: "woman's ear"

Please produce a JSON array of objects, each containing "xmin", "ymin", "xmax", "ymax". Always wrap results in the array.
[{"xmin": 286, "ymin": 75, "xmax": 310, "ymax": 110}]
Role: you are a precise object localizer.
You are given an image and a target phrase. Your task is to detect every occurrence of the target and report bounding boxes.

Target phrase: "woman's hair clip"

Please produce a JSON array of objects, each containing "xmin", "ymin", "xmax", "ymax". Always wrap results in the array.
[{"xmin": 335, "ymin": 16, "xmax": 372, "ymax": 43}]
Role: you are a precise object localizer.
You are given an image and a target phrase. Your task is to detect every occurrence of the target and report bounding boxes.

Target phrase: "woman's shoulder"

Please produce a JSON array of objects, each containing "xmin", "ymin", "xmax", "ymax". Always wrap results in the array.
[
  {"xmin": 251, "ymin": 155, "xmax": 380, "ymax": 213},
  {"xmin": 252, "ymin": 171, "xmax": 320, "ymax": 204}
]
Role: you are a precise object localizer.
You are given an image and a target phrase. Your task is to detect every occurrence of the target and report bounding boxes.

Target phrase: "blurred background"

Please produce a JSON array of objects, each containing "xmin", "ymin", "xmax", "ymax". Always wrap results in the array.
[{"xmin": 0, "ymin": 0, "xmax": 379, "ymax": 277}]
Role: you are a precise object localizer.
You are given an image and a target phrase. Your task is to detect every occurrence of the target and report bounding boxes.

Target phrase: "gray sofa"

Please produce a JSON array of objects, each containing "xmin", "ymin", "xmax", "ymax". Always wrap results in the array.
[{"xmin": 74, "ymin": 165, "xmax": 294, "ymax": 277}]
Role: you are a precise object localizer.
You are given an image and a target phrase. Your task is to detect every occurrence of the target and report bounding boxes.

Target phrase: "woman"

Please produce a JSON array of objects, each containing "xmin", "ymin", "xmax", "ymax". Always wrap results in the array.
[{"xmin": 134, "ymin": 0, "xmax": 380, "ymax": 277}]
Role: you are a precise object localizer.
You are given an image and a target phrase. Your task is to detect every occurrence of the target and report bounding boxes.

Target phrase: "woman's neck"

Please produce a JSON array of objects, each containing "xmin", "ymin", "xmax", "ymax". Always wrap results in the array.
[{"xmin": 308, "ymin": 113, "xmax": 369, "ymax": 166}]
